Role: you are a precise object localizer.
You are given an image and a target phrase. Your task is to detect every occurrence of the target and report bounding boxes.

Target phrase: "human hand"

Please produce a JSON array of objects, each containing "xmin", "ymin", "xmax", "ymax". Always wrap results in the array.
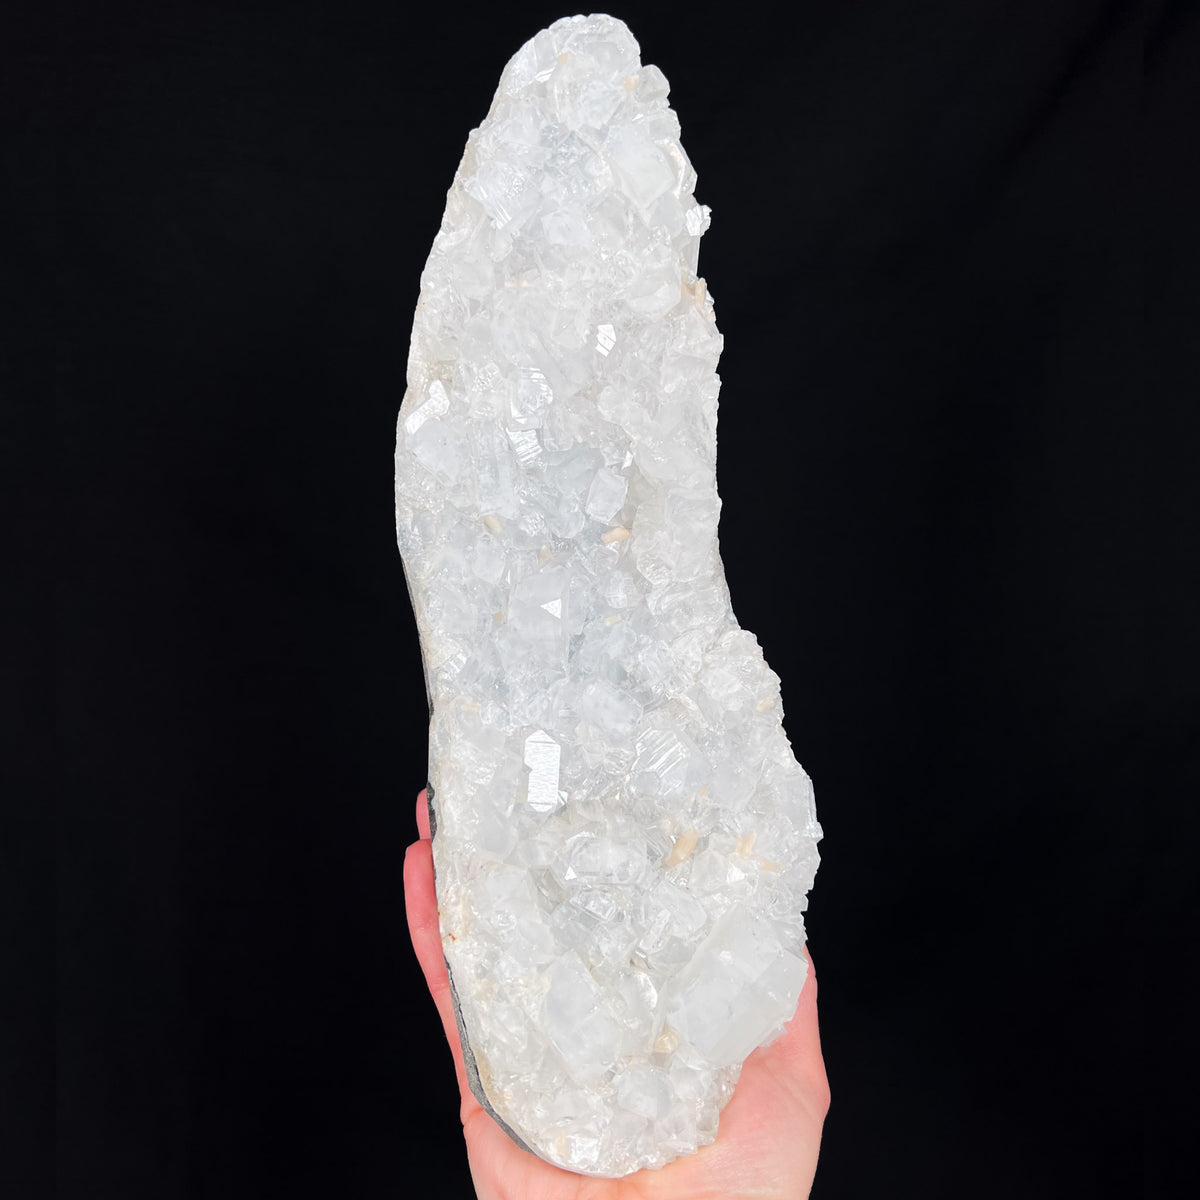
[{"xmin": 405, "ymin": 789, "xmax": 830, "ymax": 1200}]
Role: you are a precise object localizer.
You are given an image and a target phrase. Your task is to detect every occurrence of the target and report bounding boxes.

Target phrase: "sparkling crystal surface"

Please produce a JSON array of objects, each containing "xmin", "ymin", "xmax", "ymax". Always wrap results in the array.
[{"xmin": 395, "ymin": 13, "xmax": 822, "ymax": 1177}]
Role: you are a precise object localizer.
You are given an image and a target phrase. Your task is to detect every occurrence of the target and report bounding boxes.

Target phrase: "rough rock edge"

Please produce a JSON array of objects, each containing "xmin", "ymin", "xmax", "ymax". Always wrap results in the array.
[{"xmin": 425, "ymin": 781, "xmax": 542, "ymax": 1159}]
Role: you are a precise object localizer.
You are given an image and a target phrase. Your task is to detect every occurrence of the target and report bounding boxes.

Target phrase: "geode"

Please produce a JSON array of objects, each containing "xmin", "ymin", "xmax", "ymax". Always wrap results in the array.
[{"xmin": 395, "ymin": 13, "xmax": 822, "ymax": 1178}]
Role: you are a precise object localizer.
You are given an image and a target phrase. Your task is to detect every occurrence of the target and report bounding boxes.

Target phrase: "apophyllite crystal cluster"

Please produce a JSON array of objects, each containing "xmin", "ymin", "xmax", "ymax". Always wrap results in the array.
[{"xmin": 395, "ymin": 13, "xmax": 822, "ymax": 1177}]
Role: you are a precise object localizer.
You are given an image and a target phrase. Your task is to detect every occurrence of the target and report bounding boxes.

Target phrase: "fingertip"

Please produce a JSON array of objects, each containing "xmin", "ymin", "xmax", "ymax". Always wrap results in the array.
[{"xmin": 403, "ymin": 837, "xmax": 433, "ymax": 906}]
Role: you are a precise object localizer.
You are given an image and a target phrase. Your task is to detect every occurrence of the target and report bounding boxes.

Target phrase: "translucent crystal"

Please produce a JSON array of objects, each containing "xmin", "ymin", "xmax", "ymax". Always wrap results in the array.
[{"xmin": 395, "ymin": 13, "xmax": 821, "ymax": 1178}]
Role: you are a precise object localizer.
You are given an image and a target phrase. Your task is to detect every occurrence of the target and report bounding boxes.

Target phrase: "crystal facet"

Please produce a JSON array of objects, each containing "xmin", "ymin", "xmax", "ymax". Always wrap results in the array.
[{"xmin": 395, "ymin": 13, "xmax": 821, "ymax": 1177}]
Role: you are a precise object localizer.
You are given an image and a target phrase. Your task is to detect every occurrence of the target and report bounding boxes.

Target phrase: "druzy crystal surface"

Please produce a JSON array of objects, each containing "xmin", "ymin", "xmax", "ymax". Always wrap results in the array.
[{"xmin": 395, "ymin": 13, "xmax": 821, "ymax": 1177}]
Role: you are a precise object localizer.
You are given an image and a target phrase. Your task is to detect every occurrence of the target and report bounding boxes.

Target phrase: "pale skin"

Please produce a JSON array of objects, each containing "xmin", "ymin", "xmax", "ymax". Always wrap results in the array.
[{"xmin": 405, "ymin": 789, "xmax": 830, "ymax": 1200}]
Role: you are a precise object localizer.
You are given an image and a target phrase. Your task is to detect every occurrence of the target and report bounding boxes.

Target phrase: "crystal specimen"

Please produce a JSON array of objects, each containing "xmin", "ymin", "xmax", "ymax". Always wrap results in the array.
[{"xmin": 395, "ymin": 13, "xmax": 821, "ymax": 1178}]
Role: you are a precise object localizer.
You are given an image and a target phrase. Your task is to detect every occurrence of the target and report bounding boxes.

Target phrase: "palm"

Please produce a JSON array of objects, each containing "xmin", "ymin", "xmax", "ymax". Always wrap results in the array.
[{"xmin": 405, "ymin": 791, "xmax": 829, "ymax": 1200}]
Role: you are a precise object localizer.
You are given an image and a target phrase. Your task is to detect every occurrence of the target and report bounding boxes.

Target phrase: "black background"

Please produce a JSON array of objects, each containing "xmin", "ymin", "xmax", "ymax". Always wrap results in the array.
[{"xmin": 56, "ymin": 2, "xmax": 1153, "ymax": 1197}]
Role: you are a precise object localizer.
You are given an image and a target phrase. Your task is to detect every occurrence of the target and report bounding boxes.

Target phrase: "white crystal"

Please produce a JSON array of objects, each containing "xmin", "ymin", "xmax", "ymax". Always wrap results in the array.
[
  {"xmin": 395, "ymin": 13, "xmax": 821, "ymax": 1178},
  {"xmin": 585, "ymin": 466, "xmax": 628, "ymax": 523},
  {"xmin": 402, "ymin": 378, "xmax": 451, "ymax": 436},
  {"xmin": 523, "ymin": 730, "xmax": 563, "ymax": 814}
]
